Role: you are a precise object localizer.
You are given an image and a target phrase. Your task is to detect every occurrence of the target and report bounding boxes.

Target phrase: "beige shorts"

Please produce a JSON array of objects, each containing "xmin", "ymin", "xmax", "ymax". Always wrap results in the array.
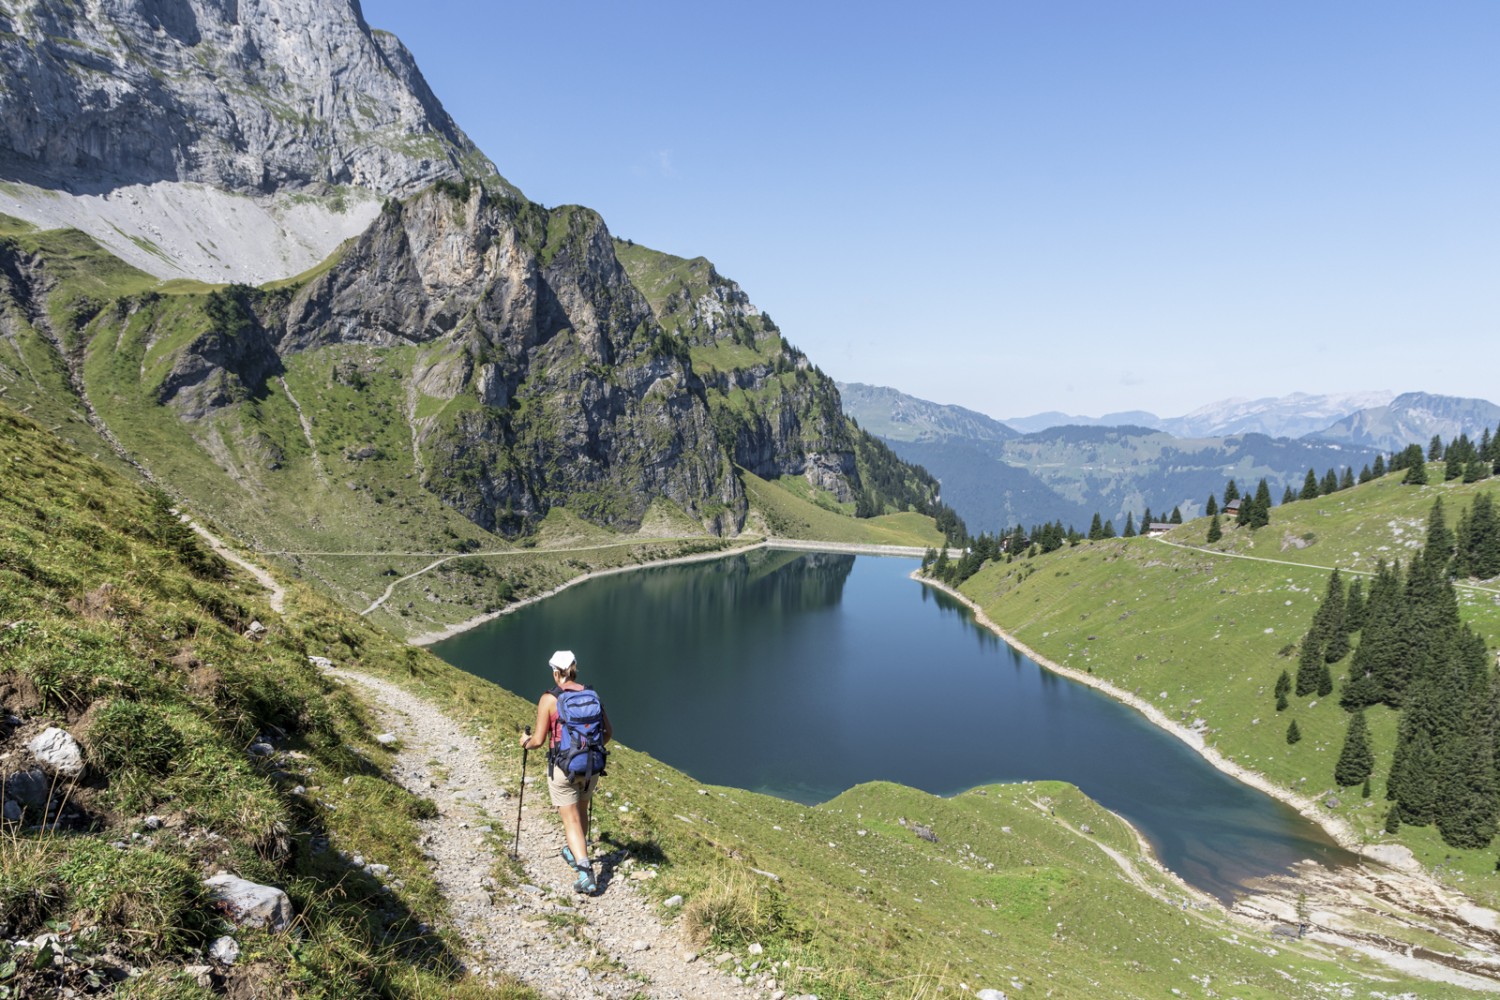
[{"xmin": 548, "ymin": 764, "xmax": 600, "ymax": 807}]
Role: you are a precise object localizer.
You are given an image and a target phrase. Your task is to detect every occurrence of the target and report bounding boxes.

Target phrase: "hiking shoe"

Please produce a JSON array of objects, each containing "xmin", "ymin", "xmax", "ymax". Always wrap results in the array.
[
  {"xmin": 561, "ymin": 845, "xmax": 580, "ymax": 868},
  {"xmin": 573, "ymin": 866, "xmax": 597, "ymax": 895}
]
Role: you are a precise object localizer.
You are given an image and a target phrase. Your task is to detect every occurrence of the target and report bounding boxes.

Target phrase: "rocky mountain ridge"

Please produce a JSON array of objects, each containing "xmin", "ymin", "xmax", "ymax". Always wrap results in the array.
[{"xmin": 0, "ymin": 0, "xmax": 498, "ymax": 282}]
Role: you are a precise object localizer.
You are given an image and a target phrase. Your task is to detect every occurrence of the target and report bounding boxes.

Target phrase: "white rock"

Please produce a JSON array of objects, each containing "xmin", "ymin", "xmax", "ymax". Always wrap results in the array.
[
  {"xmin": 308, "ymin": 656, "xmax": 333, "ymax": 668},
  {"xmin": 664, "ymin": 894, "xmax": 684, "ymax": 908},
  {"xmin": 977, "ymin": 991, "xmax": 1008, "ymax": 1000},
  {"xmin": 376, "ymin": 733, "xmax": 398, "ymax": 746},
  {"xmin": 748, "ymin": 942, "xmax": 764, "ymax": 955},
  {"xmin": 204, "ymin": 872, "xmax": 293, "ymax": 932},
  {"xmin": 28, "ymin": 727, "xmax": 84, "ymax": 777},
  {"xmin": 631, "ymin": 940, "xmax": 650, "ymax": 952},
  {"xmin": 209, "ymin": 935, "xmax": 240, "ymax": 965}
]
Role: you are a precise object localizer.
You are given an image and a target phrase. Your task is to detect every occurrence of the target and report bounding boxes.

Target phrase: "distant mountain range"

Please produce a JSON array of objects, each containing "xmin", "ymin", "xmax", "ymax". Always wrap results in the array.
[
  {"xmin": 1002, "ymin": 391, "xmax": 1398, "ymax": 440},
  {"xmin": 840, "ymin": 384, "xmax": 1500, "ymax": 535}
]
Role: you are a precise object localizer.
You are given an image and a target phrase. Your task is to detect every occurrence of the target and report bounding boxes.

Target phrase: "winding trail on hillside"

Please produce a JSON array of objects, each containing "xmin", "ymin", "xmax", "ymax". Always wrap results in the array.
[
  {"xmin": 1151, "ymin": 536, "xmax": 1500, "ymax": 596},
  {"xmin": 324, "ymin": 667, "xmax": 769, "ymax": 1000},
  {"xmin": 186, "ymin": 518, "xmax": 286, "ymax": 613}
]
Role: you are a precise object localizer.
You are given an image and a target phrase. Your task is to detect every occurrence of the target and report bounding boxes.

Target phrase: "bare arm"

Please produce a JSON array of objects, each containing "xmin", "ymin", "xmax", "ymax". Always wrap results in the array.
[{"xmin": 520, "ymin": 694, "xmax": 555, "ymax": 749}]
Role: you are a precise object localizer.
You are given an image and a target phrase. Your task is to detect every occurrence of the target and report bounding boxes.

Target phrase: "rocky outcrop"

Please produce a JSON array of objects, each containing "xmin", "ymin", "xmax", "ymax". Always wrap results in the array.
[
  {"xmin": 0, "ymin": 0, "xmax": 492, "ymax": 197},
  {"xmin": 617, "ymin": 246, "xmax": 860, "ymax": 500}
]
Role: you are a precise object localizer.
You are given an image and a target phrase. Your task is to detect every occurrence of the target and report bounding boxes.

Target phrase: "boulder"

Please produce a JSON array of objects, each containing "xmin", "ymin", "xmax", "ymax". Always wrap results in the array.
[
  {"xmin": 204, "ymin": 873, "xmax": 293, "ymax": 932},
  {"xmin": 28, "ymin": 727, "xmax": 85, "ymax": 777},
  {"xmin": 4, "ymin": 768, "xmax": 51, "ymax": 807}
]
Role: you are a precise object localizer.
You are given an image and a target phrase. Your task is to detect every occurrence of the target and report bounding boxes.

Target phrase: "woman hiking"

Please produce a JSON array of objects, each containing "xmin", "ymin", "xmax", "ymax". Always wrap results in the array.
[{"xmin": 520, "ymin": 650, "xmax": 612, "ymax": 893}]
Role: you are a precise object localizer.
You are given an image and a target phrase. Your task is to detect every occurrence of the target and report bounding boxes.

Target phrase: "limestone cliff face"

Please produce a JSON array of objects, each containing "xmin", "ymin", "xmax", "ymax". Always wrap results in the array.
[
  {"xmin": 617, "ymin": 245, "xmax": 859, "ymax": 500},
  {"xmin": 141, "ymin": 187, "xmax": 744, "ymax": 534},
  {"xmin": 0, "ymin": 0, "xmax": 491, "ymax": 196}
]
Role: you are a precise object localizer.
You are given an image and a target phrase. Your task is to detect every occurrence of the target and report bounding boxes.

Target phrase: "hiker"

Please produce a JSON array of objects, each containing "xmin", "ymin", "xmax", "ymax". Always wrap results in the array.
[{"xmin": 519, "ymin": 649, "xmax": 612, "ymax": 893}]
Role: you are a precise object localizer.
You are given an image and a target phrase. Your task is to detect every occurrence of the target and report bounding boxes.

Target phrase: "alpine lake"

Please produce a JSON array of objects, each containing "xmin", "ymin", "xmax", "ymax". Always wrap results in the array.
[{"xmin": 434, "ymin": 547, "xmax": 1355, "ymax": 903}]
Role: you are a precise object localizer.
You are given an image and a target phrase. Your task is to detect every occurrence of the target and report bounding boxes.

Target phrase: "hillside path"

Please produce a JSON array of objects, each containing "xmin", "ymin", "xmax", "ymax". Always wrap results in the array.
[
  {"xmin": 1151, "ymin": 536, "xmax": 1500, "ymax": 595},
  {"xmin": 326, "ymin": 667, "xmax": 771, "ymax": 1000}
]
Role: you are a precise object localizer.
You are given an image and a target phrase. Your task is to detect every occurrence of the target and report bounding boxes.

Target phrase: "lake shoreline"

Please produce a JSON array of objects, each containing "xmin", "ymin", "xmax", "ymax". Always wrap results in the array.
[
  {"xmin": 408, "ymin": 536, "xmax": 944, "ymax": 646},
  {"xmin": 912, "ymin": 572, "xmax": 1384, "ymax": 861}
]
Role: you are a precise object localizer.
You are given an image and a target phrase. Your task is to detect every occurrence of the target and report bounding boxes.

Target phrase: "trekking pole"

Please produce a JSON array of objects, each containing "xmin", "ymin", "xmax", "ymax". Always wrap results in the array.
[{"xmin": 512, "ymin": 726, "xmax": 530, "ymax": 859}]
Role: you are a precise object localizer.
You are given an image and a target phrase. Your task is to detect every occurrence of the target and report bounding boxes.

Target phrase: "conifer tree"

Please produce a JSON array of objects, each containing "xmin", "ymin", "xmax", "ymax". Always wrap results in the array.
[
  {"xmin": 1088, "ymin": 513, "xmax": 1104, "ymax": 540},
  {"xmin": 1141, "ymin": 507, "xmax": 1153, "ymax": 533},
  {"xmin": 1206, "ymin": 494, "xmax": 1218, "ymax": 516},
  {"xmin": 1296, "ymin": 632, "xmax": 1323, "ymax": 697},
  {"xmin": 1103, "ymin": 519, "xmax": 1116, "ymax": 539},
  {"xmin": 1334, "ymin": 710, "xmax": 1374, "ymax": 788},
  {"xmin": 1321, "ymin": 468, "xmax": 1339, "ymax": 495},
  {"xmin": 1249, "ymin": 478, "xmax": 1273, "ymax": 528},
  {"xmin": 1425, "ymin": 498, "xmax": 1454, "ymax": 573},
  {"xmin": 1358, "ymin": 463, "xmax": 1374, "ymax": 484},
  {"xmin": 1287, "ymin": 720, "xmax": 1302, "ymax": 744},
  {"xmin": 1429, "ymin": 434, "xmax": 1444, "ymax": 461},
  {"xmin": 1466, "ymin": 458, "xmax": 1489, "ymax": 483},
  {"xmin": 1223, "ymin": 479, "xmax": 1239, "ymax": 503},
  {"xmin": 1169, "ymin": 506, "xmax": 1182, "ymax": 524},
  {"xmin": 1275, "ymin": 669, "xmax": 1291, "ymax": 711},
  {"xmin": 1122, "ymin": 512, "xmax": 1136, "ymax": 538},
  {"xmin": 1282, "ymin": 485, "xmax": 1298, "ymax": 506},
  {"xmin": 1391, "ymin": 727, "xmax": 1440, "ymax": 825},
  {"xmin": 1403, "ymin": 455, "xmax": 1429, "ymax": 485},
  {"xmin": 1317, "ymin": 568, "xmax": 1349, "ymax": 664},
  {"xmin": 1372, "ymin": 454, "xmax": 1386, "ymax": 477},
  {"xmin": 1301, "ymin": 469, "xmax": 1320, "ymax": 501},
  {"xmin": 1340, "ymin": 467, "xmax": 1355, "ymax": 490},
  {"xmin": 1344, "ymin": 577, "xmax": 1366, "ymax": 632},
  {"xmin": 1385, "ymin": 805, "xmax": 1401, "ymax": 834},
  {"xmin": 1206, "ymin": 514, "xmax": 1222, "ymax": 543},
  {"xmin": 1317, "ymin": 660, "xmax": 1334, "ymax": 697}
]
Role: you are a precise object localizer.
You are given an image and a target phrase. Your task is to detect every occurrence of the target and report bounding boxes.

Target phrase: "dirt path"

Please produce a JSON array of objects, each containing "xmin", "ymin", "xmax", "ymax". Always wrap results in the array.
[
  {"xmin": 187, "ymin": 518, "xmax": 286, "ymax": 613},
  {"xmin": 325, "ymin": 667, "xmax": 773, "ymax": 1000}
]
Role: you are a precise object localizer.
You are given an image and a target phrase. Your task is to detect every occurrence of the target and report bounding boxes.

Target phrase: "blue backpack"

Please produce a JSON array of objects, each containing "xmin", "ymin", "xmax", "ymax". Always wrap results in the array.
[{"xmin": 550, "ymin": 686, "xmax": 608, "ymax": 781}]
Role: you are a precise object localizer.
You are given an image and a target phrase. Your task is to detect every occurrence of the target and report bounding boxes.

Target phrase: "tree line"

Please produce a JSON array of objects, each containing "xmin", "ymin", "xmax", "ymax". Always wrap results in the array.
[{"xmin": 1280, "ymin": 493, "xmax": 1500, "ymax": 851}]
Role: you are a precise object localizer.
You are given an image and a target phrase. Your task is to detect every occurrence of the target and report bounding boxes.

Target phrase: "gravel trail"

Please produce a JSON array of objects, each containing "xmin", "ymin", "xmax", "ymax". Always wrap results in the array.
[{"xmin": 328, "ymin": 668, "xmax": 774, "ymax": 1000}]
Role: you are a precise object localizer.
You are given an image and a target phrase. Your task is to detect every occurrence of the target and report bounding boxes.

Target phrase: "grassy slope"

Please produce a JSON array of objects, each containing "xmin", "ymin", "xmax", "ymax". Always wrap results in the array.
[
  {"xmin": 4, "ymin": 402, "xmax": 1454, "ymax": 998},
  {"xmin": 5, "ymin": 218, "xmax": 944, "ymax": 642},
  {"xmin": 0, "ymin": 403, "xmax": 530, "ymax": 998},
  {"xmin": 742, "ymin": 470, "xmax": 943, "ymax": 547},
  {"xmin": 959, "ymin": 469, "xmax": 1500, "ymax": 902}
]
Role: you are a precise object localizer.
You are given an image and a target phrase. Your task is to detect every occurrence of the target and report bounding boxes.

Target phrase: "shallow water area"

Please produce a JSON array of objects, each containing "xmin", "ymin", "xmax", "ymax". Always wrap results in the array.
[{"xmin": 434, "ymin": 548, "xmax": 1357, "ymax": 902}]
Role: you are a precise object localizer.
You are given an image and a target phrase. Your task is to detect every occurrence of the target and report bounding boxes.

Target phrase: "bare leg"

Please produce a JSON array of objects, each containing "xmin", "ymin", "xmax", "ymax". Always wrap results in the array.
[{"xmin": 558, "ymin": 801, "xmax": 589, "ymax": 866}]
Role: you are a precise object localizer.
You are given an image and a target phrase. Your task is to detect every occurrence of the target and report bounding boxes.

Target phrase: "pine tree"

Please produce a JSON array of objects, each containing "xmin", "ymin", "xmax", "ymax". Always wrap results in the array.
[
  {"xmin": 1320, "ymin": 468, "xmax": 1339, "ymax": 495},
  {"xmin": 1429, "ymin": 434, "xmax": 1444, "ymax": 461},
  {"xmin": 1372, "ymin": 454, "xmax": 1386, "ymax": 477},
  {"xmin": 1301, "ymin": 468, "xmax": 1320, "ymax": 501},
  {"xmin": 1391, "ymin": 727, "xmax": 1440, "ymax": 825},
  {"xmin": 1466, "ymin": 458, "xmax": 1489, "ymax": 483},
  {"xmin": 1287, "ymin": 720, "xmax": 1302, "ymax": 745},
  {"xmin": 1141, "ymin": 507, "xmax": 1153, "ymax": 533},
  {"xmin": 1318, "ymin": 568, "xmax": 1349, "ymax": 664},
  {"xmin": 1359, "ymin": 463, "xmax": 1374, "ymax": 484},
  {"xmin": 1317, "ymin": 660, "xmax": 1334, "ymax": 697},
  {"xmin": 1122, "ymin": 513, "xmax": 1136, "ymax": 538},
  {"xmin": 1088, "ymin": 513, "xmax": 1104, "ymax": 541},
  {"xmin": 1425, "ymin": 498, "xmax": 1454, "ymax": 573},
  {"xmin": 1334, "ymin": 711, "xmax": 1374, "ymax": 788},
  {"xmin": 1282, "ymin": 485, "xmax": 1298, "ymax": 506},
  {"xmin": 1275, "ymin": 669, "xmax": 1291, "ymax": 711},
  {"xmin": 1206, "ymin": 514, "xmax": 1222, "ymax": 543},
  {"xmin": 1102, "ymin": 519, "xmax": 1115, "ymax": 538},
  {"xmin": 1250, "ymin": 478, "xmax": 1273, "ymax": 528},
  {"xmin": 1296, "ymin": 632, "xmax": 1323, "ymax": 697},
  {"xmin": 1206, "ymin": 494, "xmax": 1218, "ymax": 516},
  {"xmin": 1340, "ymin": 467, "xmax": 1355, "ymax": 491},
  {"xmin": 1223, "ymin": 479, "xmax": 1240, "ymax": 503},
  {"xmin": 1404, "ymin": 455, "xmax": 1429, "ymax": 485},
  {"xmin": 1385, "ymin": 805, "xmax": 1401, "ymax": 834},
  {"xmin": 1169, "ymin": 506, "xmax": 1182, "ymax": 524}
]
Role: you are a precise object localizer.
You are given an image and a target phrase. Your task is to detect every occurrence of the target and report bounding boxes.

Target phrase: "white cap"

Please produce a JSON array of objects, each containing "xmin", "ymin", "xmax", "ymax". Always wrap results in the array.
[{"xmin": 548, "ymin": 650, "xmax": 576, "ymax": 672}]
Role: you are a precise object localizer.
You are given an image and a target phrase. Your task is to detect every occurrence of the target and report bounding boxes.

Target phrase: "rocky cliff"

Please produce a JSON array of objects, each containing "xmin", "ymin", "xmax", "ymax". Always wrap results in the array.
[
  {"xmin": 0, "ymin": 0, "xmax": 489, "ymax": 195},
  {"xmin": 0, "ymin": 0, "xmax": 500, "ymax": 281}
]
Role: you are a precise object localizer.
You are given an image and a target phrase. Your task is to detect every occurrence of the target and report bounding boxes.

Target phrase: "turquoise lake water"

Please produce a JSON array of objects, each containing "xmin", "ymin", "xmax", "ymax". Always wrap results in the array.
[{"xmin": 433, "ymin": 547, "xmax": 1355, "ymax": 902}]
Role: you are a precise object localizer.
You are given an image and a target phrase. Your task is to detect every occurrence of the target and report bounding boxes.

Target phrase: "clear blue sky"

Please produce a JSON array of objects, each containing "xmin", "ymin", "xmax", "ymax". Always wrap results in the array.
[{"xmin": 361, "ymin": 0, "xmax": 1499, "ymax": 420}]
